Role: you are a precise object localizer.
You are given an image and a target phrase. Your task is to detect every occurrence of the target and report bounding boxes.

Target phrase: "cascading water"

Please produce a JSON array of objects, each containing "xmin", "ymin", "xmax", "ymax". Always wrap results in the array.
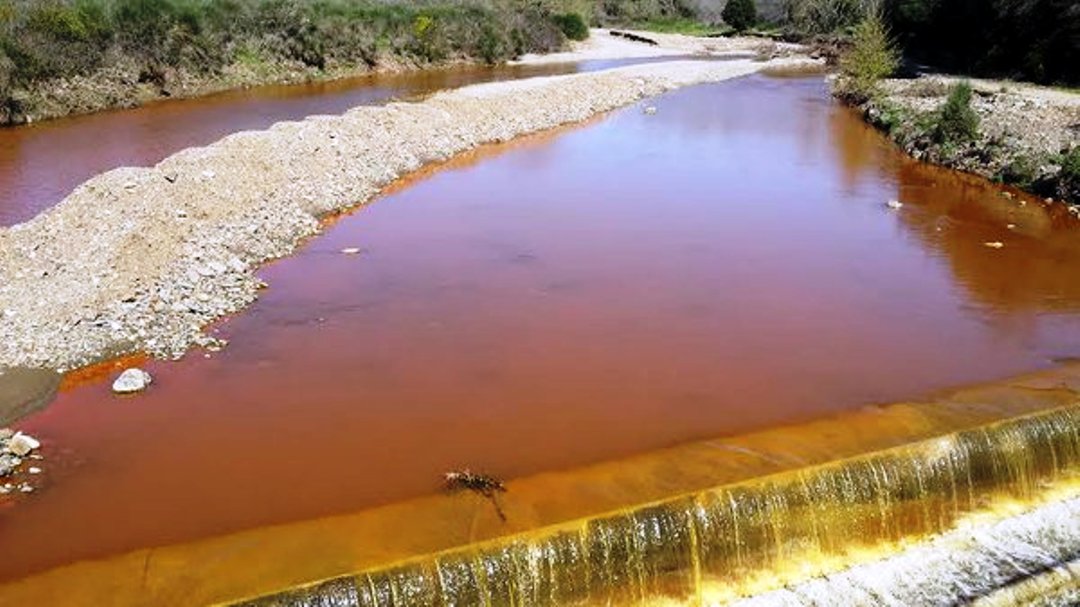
[{"xmin": 237, "ymin": 405, "xmax": 1080, "ymax": 606}]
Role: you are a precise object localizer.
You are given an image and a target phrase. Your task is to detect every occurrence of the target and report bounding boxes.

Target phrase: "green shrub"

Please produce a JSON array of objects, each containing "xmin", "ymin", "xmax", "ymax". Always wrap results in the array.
[
  {"xmin": 552, "ymin": 12, "xmax": 588, "ymax": 40},
  {"xmin": 722, "ymin": 0, "xmax": 757, "ymax": 31},
  {"xmin": 999, "ymin": 153, "xmax": 1039, "ymax": 188},
  {"xmin": 934, "ymin": 81, "xmax": 979, "ymax": 143},
  {"xmin": 1059, "ymin": 147, "xmax": 1080, "ymax": 203},
  {"xmin": 837, "ymin": 14, "xmax": 898, "ymax": 101}
]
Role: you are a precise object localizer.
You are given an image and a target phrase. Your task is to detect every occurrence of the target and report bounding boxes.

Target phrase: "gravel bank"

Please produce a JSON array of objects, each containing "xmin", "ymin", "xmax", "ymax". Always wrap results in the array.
[
  {"xmin": 855, "ymin": 75, "xmax": 1080, "ymax": 205},
  {"xmin": 0, "ymin": 58, "xmax": 815, "ymax": 372}
]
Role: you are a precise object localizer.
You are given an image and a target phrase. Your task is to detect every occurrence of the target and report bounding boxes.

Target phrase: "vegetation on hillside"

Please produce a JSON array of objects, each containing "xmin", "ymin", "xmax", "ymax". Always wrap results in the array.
[{"xmin": 0, "ymin": 0, "xmax": 576, "ymax": 123}]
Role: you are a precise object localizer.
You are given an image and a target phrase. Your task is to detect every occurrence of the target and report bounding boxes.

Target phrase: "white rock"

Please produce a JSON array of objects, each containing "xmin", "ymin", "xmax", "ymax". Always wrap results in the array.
[
  {"xmin": 9, "ymin": 432, "xmax": 40, "ymax": 457},
  {"xmin": 340, "ymin": 247, "xmax": 362, "ymax": 255},
  {"xmin": 643, "ymin": 106, "xmax": 657, "ymax": 115},
  {"xmin": 983, "ymin": 241, "xmax": 1005, "ymax": 249},
  {"xmin": 886, "ymin": 199, "xmax": 903, "ymax": 210},
  {"xmin": 112, "ymin": 368, "xmax": 153, "ymax": 394},
  {"xmin": 28, "ymin": 467, "xmax": 41, "ymax": 474}
]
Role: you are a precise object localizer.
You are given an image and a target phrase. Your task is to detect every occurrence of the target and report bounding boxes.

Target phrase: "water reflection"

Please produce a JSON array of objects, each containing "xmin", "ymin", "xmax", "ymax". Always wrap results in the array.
[
  {"xmin": 4, "ymin": 74, "xmax": 1080, "ymax": 585},
  {"xmin": 0, "ymin": 56, "xmax": 690, "ymax": 226}
]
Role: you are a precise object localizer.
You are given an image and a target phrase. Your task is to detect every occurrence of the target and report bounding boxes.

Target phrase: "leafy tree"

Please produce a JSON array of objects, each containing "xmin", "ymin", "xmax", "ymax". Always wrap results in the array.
[
  {"xmin": 837, "ymin": 13, "xmax": 898, "ymax": 101},
  {"xmin": 552, "ymin": 12, "xmax": 588, "ymax": 41},
  {"xmin": 722, "ymin": 0, "xmax": 757, "ymax": 31}
]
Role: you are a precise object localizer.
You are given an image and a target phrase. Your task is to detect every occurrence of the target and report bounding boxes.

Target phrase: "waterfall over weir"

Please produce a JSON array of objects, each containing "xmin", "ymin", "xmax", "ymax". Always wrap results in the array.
[{"xmin": 239, "ymin": 405, "xmax": 1080, "ymax": 606}]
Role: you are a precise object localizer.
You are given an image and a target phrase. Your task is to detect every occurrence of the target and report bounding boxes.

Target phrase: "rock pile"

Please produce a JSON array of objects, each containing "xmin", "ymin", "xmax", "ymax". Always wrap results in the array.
[{"xmin": 0, "ymin": 429, "xmax": 42, "ymax": 495}]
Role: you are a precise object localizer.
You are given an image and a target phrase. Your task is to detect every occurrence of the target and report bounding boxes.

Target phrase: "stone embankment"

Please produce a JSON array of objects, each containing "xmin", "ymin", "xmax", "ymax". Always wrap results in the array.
[{"xmin": 0, "ymin": 58, "xmax": 817, "ymax": 372}]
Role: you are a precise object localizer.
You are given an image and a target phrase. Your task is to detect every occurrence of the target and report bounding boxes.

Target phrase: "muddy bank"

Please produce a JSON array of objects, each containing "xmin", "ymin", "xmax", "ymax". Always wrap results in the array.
[
  {"xmin": 0, "ymin": 58, "xmax": 817, "ymax": 372},
  {"xmin": 850, "ymin": 75, "xmax": 1080, "ymax": 206},
  {"xmin": 0, "ymin": 368, "xmax": 60, "ymax": 426}
]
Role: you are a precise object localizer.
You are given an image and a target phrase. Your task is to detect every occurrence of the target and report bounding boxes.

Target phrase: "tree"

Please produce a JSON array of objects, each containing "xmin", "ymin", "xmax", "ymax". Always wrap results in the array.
[
  {"xmin": 934, "ymin": 81, "xmax": 979, "ymax": 143},
  {"xmin": 837, "ymin": 13, "xmax": 898, "ymax": 101},
  {"xmin": 722, "ymin": 0, "xmax": 757, "ymax": 31}
]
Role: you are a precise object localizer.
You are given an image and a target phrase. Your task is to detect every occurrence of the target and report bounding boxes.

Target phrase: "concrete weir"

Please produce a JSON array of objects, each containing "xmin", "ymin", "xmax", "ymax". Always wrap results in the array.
[
  {"xmin": 1, "ymin": 364, "xmax": 1078, "ymax": 606},
  {"xmin": 236, "ymin": 406, "xmax": 1080, "ymax": 606}
]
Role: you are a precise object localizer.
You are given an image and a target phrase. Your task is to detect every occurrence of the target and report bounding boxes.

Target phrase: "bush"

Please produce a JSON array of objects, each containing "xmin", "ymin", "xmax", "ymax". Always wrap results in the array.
[
  {"xmin": 934, "ymin": 81, "xmax": 979, "ymax": 144},
  {"xmin": 1059, "ymin": 147, "xmax": 1080, "ymax": 203},
  {"xmin": 722, "ymin": 0, "xmax": 757, "ymax": 31},
  {"xmin": 999, "ymin": 153, "xmax": 1039, "ymax": 188},
  {"xmin": 0, "ymin": 0, "xmax": 574, "ymax": 122},
  {"xmin": 552, "ymin": 12, "xmax": 588, "ymax": 40},
  {"xmin": 837, "ymin": 14, "xmax": 898, "ymax": 101}
]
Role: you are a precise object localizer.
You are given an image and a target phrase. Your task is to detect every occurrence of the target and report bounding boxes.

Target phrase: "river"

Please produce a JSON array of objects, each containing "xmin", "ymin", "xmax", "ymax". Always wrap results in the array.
[{"xmin": 2, "ymin": 71, "xmax": 1080, "ymax": 590}]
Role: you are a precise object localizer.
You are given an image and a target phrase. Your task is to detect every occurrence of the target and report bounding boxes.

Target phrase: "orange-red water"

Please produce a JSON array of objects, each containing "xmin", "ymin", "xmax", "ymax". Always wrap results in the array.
[
  {"xmin": 3, "ymin": 74, "xmax": 1080, "ymax": 583},
  {"xmin": 0, "ymin": 57, "xmax": 686, "ymax": 225}
]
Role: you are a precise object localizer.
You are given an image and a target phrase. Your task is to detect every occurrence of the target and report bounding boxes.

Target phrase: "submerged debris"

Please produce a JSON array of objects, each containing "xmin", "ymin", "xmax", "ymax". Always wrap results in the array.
[{"xmin": 444, "ymin": 469, "xmax": 508, "ymax": 521}]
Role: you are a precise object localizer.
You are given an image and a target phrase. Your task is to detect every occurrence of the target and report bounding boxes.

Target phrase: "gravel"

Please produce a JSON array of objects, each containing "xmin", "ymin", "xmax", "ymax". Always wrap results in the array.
[{"xmin": 0, "ymin": 58, "xmax": 817, "ymax": 372}]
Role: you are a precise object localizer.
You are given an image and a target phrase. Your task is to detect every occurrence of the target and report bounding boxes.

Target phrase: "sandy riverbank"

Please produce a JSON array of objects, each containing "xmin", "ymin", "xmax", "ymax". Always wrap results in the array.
[
  {"xmin": 514, "ymin": 28, "xmax": 797, "ymax": 65},
  {"xmin": 0, "ymin": 56, "xmax": 818, "ymax": 373}
]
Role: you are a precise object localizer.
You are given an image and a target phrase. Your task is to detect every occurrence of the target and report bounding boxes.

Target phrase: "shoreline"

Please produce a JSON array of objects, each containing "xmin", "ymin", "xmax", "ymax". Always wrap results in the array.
[
  {"xmin": 843, "ymin": 74, "xmax": 1080, "ymax": 208},
  {"xmin": 0, "ymin": 55, "xmax": 819, "ymax": 375},
  {"xmin": 2, "ymin": 30, "xmax": 790, "ymax": 127}
]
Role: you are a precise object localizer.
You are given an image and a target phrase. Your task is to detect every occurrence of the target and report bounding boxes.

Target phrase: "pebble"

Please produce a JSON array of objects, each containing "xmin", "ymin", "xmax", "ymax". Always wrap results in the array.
[
  {"xmin": 8, "ymin": 432, "xmax": 40, "ymax": 457},
  {"xmin": 112, "ymin": 368, "xmax": 153, "ymax": 394},
  {"xmin": 885, "ymin": 200, "xmax": 903, "ymax": 210},
  {"xmin": 643, "ymin": 106, "xmax": 657, "ymax": 115},
  {"xmin": 0, "ymin": 454, "xmax": 20, "ymax": 477},
  {"xmin": 340, "ymin": 247, "xmax": 362, "ymax": 255},
  {"xmin": 983, "ymin": 241, "xmax": 1005, "ymax": 249},
  {"xmin": 27, "ymin": 467, "xmax": 41, "ymax": 475}
]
